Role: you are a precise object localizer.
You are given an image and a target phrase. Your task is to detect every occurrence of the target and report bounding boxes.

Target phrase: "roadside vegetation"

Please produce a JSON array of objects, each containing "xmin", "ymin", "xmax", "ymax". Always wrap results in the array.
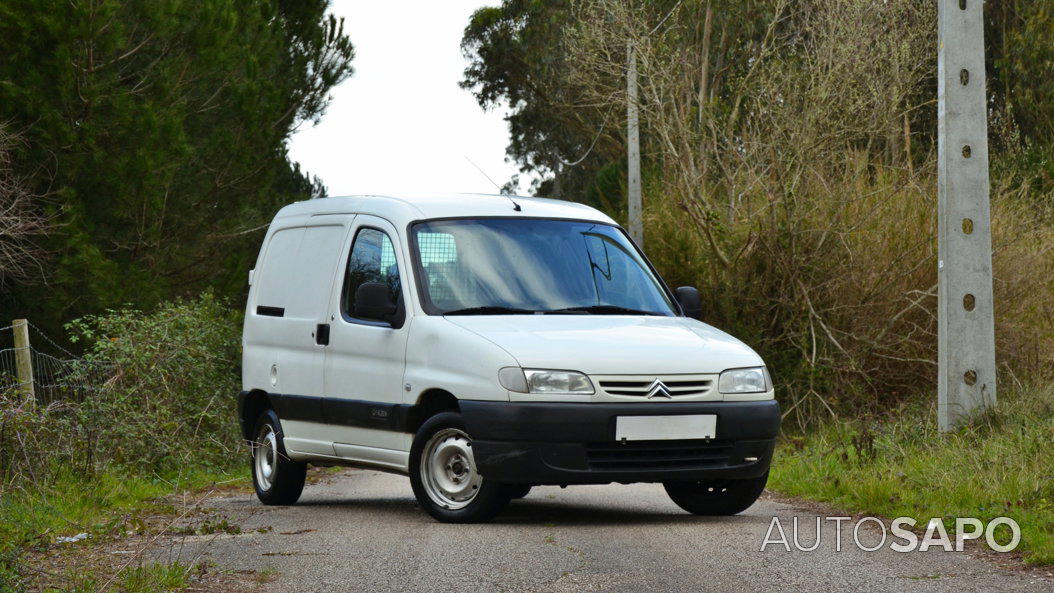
[
  {"xmin": 0, "ymin": 295, "xmax": 244, "ymax": 592},
  {"xmin": 771, "ymin": 384, "xmax": 1054, "ymax": 565}
]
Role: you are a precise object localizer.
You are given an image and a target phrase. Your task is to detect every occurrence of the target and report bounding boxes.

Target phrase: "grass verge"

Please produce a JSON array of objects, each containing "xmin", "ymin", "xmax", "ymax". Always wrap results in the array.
[
  {"xmin": 769, "ymin": 383, "xmax": 1054, "ymax": 565},
  {"xmin": 0, "ymin": 465, "xmax": 243, "ymax": 592}
]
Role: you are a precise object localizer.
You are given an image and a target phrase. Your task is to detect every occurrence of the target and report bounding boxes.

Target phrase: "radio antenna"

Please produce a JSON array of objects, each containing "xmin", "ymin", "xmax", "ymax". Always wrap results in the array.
[{"xmin": 465, "ymin": 156, "xmax": 521, "ymax": 211}]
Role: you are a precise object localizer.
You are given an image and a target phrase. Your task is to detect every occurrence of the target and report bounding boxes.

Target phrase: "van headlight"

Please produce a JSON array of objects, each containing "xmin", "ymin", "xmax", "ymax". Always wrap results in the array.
[
  {"xmin": 499, "ymin": 368, "xmax": 594, "ymax": 394},
  {"xmin": 718, "ymin": 367, "xmax": 771, "ymax": 394}
]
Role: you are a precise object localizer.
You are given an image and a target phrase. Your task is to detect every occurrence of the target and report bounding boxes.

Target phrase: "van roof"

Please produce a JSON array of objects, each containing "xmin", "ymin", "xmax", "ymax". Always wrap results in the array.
[{"xmin": 273, "ymin": 193, "xmax": 617, "ymax": 227}]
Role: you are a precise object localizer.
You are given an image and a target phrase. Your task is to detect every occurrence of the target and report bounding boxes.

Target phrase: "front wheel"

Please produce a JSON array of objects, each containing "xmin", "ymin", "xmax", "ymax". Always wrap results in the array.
[
  {"xmin": 409, "ymin": 411, "xmax": 510, "ymax": 523},
  {"xmin": 663, "ymin": 472, "xmax": 768, "ymax": 516},
  {"xmin": 251, "ymin": 409, "xmax": 307, "ymax": 505}
]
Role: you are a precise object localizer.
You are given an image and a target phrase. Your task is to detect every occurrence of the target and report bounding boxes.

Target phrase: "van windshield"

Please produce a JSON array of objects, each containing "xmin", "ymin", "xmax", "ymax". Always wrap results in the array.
[{"xmin": 410, "ymin": 218, "xmax": 676, "ymax": 316}]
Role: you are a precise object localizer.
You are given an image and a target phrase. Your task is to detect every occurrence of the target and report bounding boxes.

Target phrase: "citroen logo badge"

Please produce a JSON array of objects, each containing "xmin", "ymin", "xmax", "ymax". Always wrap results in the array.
[{"xmin": 645, "ymin": 379, "xmax": 673, "ymax": 399}]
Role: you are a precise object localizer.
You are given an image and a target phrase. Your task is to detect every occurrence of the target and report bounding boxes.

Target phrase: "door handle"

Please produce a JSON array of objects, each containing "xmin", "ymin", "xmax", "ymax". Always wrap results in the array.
[{"xmin": 315, "ymin": 323, "xmax": 330, "ymax": 346}]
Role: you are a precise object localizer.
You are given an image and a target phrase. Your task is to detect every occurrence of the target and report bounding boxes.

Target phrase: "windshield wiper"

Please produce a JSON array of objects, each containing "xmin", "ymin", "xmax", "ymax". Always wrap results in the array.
[
  {"xmin": 443, "ymin": 306, "xmax": 537, "ymax": 316},
  {"xmin": 546, "ymin": 305, "xmax": 663, "ymax": 316}
]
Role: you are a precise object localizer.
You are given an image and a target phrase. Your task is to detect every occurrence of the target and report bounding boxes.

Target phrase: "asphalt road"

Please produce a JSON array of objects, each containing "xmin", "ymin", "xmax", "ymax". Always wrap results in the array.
[{"xmin": 157, "ymin": 469, "xmax": 1052, "ymax": 593}]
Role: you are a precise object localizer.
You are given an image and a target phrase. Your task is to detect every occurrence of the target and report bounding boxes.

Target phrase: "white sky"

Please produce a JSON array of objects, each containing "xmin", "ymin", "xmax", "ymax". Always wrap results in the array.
[{"xmin": 287, "ymin": 0, "xmax": 531, "ymax": 196}]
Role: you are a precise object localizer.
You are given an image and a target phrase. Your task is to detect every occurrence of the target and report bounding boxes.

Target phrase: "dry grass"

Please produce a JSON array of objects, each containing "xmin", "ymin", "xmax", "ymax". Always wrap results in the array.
[{"xmin": 644, "ymin": 159, "xmax": 1054, "ymax": 427}]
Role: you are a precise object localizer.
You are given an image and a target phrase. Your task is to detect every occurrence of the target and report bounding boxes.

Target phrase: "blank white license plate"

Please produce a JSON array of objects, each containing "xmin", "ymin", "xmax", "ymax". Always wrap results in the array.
[{"xmin": 615, "ymin": 414, "xmax": 717, "ymax": 441}]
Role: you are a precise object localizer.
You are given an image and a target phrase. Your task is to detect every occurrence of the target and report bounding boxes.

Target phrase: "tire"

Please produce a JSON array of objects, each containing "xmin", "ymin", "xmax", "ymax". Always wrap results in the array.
[
  {"xmin": 663, "ymin": 472, "xmax": 768, "ymax": 516},
  {"xmin": 409, "ymin": 411, "xmax": 511, "ymax": 523},
  {"xmin": 251, "ymin": 409, "xmax": 307, "ymax": 505},
  {"xmin": 502, "ymin": 484, "xmax": 532, "ymax": 499}
]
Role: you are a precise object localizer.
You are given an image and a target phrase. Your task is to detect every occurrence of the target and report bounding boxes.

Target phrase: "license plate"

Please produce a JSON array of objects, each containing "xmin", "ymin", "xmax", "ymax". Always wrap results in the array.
[{"xmin": 615, "ymin": 414, "xmax": 717, "ymax": 441}]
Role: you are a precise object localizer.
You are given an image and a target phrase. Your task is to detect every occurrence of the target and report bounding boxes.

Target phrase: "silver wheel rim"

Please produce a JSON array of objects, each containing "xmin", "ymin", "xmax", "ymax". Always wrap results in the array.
[
  {"xmin": 254, "ymin": 423, "xmax": 278, "ymax": 491},
  {"xmin": 421, "ymin": 428, "xmax": 482, "ymax": 510}
]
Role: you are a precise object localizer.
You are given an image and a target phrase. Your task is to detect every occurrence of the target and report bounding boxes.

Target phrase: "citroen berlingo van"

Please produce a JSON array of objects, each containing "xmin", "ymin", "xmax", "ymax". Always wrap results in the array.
[{"xmin": 239, "ymin": 193, "xmax": 779, "ymax": 523}]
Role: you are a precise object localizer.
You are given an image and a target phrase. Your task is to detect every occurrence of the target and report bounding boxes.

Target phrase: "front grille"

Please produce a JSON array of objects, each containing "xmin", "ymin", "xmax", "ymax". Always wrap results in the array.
[
  {"xmin": 596, "ymin": 377, "xmax": 713, "ymax": 398},
  {"xmin": 584, "ymin": 439, "xmax": 731, "ymax": 471}
]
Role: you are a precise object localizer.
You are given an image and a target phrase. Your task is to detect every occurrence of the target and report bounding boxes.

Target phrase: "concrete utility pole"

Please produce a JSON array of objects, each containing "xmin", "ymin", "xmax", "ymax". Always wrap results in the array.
[
  {"xmin": 937, "ymin": 0, "xmax": 996, "ymax": 430},
  {"xmin": 626, "ymin": 42, "xmax": 643, "ymax": 246}
]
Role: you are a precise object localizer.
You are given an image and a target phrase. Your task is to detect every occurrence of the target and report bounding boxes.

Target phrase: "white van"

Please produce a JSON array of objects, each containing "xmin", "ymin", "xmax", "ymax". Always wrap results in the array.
[{"xmin": 239, "ymin": 194, "xmax": 779, "ymax": 522}]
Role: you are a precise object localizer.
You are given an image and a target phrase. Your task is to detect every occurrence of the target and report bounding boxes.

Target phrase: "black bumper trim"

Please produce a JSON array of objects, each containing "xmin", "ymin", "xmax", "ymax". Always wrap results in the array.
[
  {"xmin": 460, "ymin": 399, "xmax": 780, "ymax": 442},
  {"xmin": 460, "ymin": 399, "xmax": 779, "ymax": 485}
]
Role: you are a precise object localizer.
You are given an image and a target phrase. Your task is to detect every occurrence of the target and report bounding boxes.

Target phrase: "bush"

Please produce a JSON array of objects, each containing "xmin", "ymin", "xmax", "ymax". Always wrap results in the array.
[
  {"xmin": 532, "ymin": 0, "xmax": 1054, "ymax": 426},
  {"xmin": 1, "ymin": 293, "xmax": 241, "ymax": 490},
  {"xmin": 66, "ymin": 293, "xmax": 243, "ymax": 472},
  {"xmin": 644, "ymin": 160, "xmax": 1054, "ymax": 429},
  {"xmin": 0, "ymin": 293, "xmax": 242, "ymax": 591},
  {"xmin": 0, "ymin": 392, "xmax": 77, "ymax": 486}
]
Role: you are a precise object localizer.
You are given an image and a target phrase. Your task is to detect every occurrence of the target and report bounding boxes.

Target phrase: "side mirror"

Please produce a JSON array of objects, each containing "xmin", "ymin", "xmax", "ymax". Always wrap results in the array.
[
  {"xmin": 675, "ymin": 286, "xmax": 702, "ymax": 320},
  {"xmin": 355, "ymin": 282, "xmax": 401, "ymax": 325}
]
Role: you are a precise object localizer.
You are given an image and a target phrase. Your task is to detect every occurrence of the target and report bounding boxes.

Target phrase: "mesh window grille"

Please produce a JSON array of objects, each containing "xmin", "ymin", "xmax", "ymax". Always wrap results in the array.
[
  {"xmin": 418, "ymin": 232, "xmax": 463, "ymax": 305},
  {"xmin": 418, "ymin": 232, "xmax": 457, "ymax": 264}
]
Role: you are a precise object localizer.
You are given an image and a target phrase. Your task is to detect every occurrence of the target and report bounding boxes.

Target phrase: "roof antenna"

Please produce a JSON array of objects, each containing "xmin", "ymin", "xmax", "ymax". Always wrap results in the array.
[{"xmin": 465, "ymin": 156, "xmax": 521, "ymax": 211}]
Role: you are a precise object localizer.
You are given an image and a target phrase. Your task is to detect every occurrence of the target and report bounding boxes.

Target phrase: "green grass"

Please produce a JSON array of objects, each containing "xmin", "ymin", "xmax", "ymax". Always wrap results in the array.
[
  {"xmin": 769, "ymin": 384, "xmax": 1054, "ymax": 565},
  {"xmin": 45, "ymin": 562, "xmax": 192, "ymax": 593},
  {"xmin": 0, "ymin": 465, "xmax": 244, "ymax": 592}
]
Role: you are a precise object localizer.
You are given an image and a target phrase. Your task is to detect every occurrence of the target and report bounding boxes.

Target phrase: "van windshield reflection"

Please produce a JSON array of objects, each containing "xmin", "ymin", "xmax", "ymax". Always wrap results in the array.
[{"xmin": 410, "ymin": 219, "xmax": 676, "ymax": 316}]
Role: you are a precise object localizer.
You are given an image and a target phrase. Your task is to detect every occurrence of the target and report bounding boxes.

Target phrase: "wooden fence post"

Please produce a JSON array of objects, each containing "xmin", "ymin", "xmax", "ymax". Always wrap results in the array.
[{"xmin": 12, "ymin": 319, "xmax": 35, "ymax": 400}]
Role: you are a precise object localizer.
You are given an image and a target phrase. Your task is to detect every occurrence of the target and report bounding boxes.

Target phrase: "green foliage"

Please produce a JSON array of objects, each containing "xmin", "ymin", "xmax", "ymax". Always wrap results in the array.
[
  {"xmin": 0, "ymin": 294, "xmax": 244, "ymax": 590},
  {"xmin": 771, "ymin": 384, "xmax": 1054, "ymax": 565},
  {"xmin": 462, "ymin": 0, "xmax": 606, "ymax": 195},
  {"xmin": 51, "ymin": 559, "xmax": 193, "ymax": 593},
  {"xmin": 105, "ymin": 563, "xmax": 190, "ymax": 593},
  {"xmin": 0, "ymin": 0, "xmax": 354, "ymax": 335},
  {"xmin": 66, "ymin": 293, "xmax": 243, "ymax": 471}
]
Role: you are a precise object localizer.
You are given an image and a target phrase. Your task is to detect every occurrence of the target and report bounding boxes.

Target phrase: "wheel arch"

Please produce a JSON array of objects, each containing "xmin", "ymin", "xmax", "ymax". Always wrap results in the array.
[
  {"xmin": 405, "ymin": 388, "xmax": 460, "ymax": 433},
  {"xmin": 239, "ymin": 389, "xmax": 273, "ymax": 441}
]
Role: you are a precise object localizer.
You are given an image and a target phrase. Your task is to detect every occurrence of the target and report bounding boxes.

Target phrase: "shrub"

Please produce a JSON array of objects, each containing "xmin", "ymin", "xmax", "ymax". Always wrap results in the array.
[
  {"xmin": 644, "ymin": 161, "xmax": 1054, "ymax": 429},
  {"xmin": 0, "ymin": 391, "xmax": 80, "ymax": 486},
  {"xmin": 0, "ymin": 293, "xmax": 242, "ymax": 591},
  {"xmin": 66, "ymin": 292, "xmax": 243, "ymax": 472}
]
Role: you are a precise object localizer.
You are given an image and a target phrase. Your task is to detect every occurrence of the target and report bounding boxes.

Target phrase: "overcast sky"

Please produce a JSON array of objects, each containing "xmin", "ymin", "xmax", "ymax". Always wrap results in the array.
[{"xmin": 286, "ymin": 1, "xmax": 530, "ymax": 197}]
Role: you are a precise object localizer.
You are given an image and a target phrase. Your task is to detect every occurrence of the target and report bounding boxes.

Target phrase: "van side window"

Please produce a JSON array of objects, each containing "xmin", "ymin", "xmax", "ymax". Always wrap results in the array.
[
  {"xmin": 343, "ymin": 228, "xmax": 401, "ymax": 318},
  {"xmin": 256, "ymin": 225, "xmax": 345, "ymax": 319}
]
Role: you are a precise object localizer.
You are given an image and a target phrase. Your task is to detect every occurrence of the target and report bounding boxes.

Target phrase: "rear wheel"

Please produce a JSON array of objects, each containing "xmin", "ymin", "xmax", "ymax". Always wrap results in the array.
[
  {"xmin": 251, "ymin": 409, "xmax": 307, "ymax": 505},
  {"xmin": 409, "ymin": 411, "xmax": 510, "ymax": 523},
  {"xmin": 663, "ymin": 472, "xmax": 768, "ymax": 516}
]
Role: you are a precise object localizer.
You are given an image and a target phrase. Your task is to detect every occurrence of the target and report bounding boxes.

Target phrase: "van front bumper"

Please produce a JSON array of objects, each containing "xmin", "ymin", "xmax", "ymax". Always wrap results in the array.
[{"xmin": 460, "ymin": 399, "xmax": 779, "ymax": 485}]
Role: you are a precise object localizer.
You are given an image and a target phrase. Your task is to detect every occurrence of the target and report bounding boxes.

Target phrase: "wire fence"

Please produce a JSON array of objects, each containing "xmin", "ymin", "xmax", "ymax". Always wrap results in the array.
[{"xmin": 0, "ymin": 321, "xmax": 111, "ymax": 403}]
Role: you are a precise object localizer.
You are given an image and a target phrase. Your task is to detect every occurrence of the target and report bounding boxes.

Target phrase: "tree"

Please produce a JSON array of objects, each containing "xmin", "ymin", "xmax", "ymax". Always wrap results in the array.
[
  {"xmin": 0, "ymin": 125, "xmax": 51, "ymax": 282},
  {"xmin": 0, "ymin": 0, "xmax": 354, "ymax": 332},
  {"xmin": 461, "ymin": 0, "xmax": 618, "ymax": 200}
]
